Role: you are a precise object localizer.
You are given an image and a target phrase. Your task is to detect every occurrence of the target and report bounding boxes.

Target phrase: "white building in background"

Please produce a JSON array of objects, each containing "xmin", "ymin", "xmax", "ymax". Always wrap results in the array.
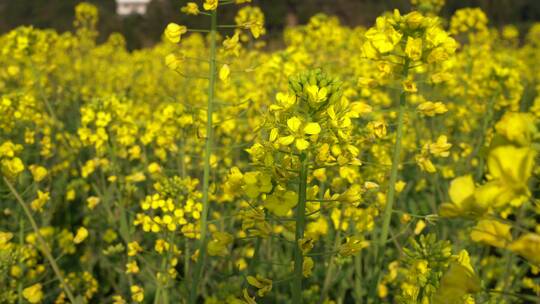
[{"xmin": 116, "ymin": 0, "xmax": 152, "ymax": 16}]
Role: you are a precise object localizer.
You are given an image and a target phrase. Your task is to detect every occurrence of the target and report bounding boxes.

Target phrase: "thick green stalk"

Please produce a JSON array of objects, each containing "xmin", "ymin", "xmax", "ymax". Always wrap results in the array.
[
  {"xmin": 500, "ymin": 206, "xmax": 525, "ymax": 302},
  {"xmin": 4, "ymin": 177, "xmax": 78, "ymax": 304},
  {"xmin": 353, "ymin": 253, "xmax": 363, "ymax": 303},
  {"xmin": 189, "ymin": 9, "xmax": 218, "ymax": 304},
  {"xmin": 319, "ymin": 204, "xmax": 345, "ymax": 303},
  {"xmin": 371, "ymin": 60, "xmax": 409, "ymax": 299},
  {"xmin": 246, "ymin": 237, "xmax": 262, "ymax": 278},
  {"xmin": 292, "ymin": 152, "xmax": 309, "ymax": 304}
]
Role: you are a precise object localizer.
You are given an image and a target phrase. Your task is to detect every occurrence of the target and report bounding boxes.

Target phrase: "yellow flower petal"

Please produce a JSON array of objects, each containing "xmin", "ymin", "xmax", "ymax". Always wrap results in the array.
[
  {"xmin": 74, "ymin": 227, "xmax": 89, "ymax": 244},
  {"xmin": 278, "ymin": 135, "xmax": 295, "ymax": 146},
  {"xmin": 219, "ymin": 64, "xmax": 230, "ymax": 82},
  {"xmin": 287, "ymin": 116, "xmax": 302, "ymax": 132},
  {"xmin": 470, "ymin": 219, "xmax": 512, "ymax": 248},
  {"xmin": 295, "ymin": 138, "xmax": 309, "ymax": 151},
  {"xmin": 22, "ymin": 283, "xmax": 43, "ymax": 304},
  {"xmin": 304, "ymin": 122, "xmax": 321, "ymax": 135},
  {"xmin": 509, "ymin": 233, "xmax": 540, "ymax": 265}
]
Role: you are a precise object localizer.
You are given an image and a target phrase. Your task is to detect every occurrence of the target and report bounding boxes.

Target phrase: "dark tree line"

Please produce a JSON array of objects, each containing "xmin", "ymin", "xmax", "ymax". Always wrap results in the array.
[{"xmin": 1, "ymin": 0, "xmax": 539, "ymax": 50}]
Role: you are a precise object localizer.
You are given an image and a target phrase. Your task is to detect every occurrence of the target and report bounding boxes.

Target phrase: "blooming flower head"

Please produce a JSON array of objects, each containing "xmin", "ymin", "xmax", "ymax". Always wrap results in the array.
[
  {"xmin": 22, "ymin": 284, "xmax": 44, "ymax": 303},
  {"xmin": 181, "ymin": 2, "xmax": 200, "ymax": 15},
  {"xmin": 203, "ymin": 0, "xmax": 218, "ymax": 11},
  {"xmin": 164, "ymin": 23, "xmax": 187, "ymax": 43}
]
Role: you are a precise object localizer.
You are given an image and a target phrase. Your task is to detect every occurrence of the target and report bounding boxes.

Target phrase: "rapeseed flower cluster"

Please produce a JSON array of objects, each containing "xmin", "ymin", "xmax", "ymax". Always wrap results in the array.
[{"xmin": 0, "ymin": 0, "xmax": 539, "ymax": 303}]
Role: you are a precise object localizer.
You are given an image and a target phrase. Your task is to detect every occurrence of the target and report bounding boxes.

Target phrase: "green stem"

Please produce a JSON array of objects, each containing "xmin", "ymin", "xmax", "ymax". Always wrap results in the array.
[
  {"xmin": 119, "ymin": 206, "xmax": 133, "ymax": 288},
  {"xmin": 4, "ymin": 177, "xmax": 78, "ymax": 304},
  {"xmin": 189, "ymin": 8, "xmax": 218, "ymax": 304},
  {"xmin": 500, "ymin": 205, "xmax": 526, "ymax": 302},
  {"xmin": 246, "ymin": 237, "xmax": 261, "ymax": 277},
  {"xmin": 18, "ymin": 218, "xmax": 25, "ymax": 304},
  {"xmin": 217, "ymin": 24, "xmax": 240, "ymax": 28},
  {"xmin": 353, "ymin": 253, "xmax": 363, "ymax": 303},
  {"xmin": 320, "ymin": 204, "xmax": 345, "ymax": 303},
  {"xmin": 487, "ymin": 289, "xmax": 540, "ymax": 302},
  {"xmin": 188, "ymin": 29, "xmax": 210, "ymax": 33},
  {"xmin": 474, "ymin": 91, "xmax": 497, "ymax": 180},
  {"xmin": 184, "ymin": 241, "xmax": 190, "ymax": 283},
  {"xmin": 155, "ymin": 240, "xmax": 172, "ymax": 304},
  {"xmin": 292, "ymin": 152, "xmax": 309, "ymax": 304},
  {"xmin": 108, "ymin": 143, "xmax": 133, "ymax": 288},
  {"xmin": 370, "ymin": 59, "xmax": 410, "ymax": 300},
  {"xmin": 154, "ymin": 288, "xmax": 161, "ymax": 304}
]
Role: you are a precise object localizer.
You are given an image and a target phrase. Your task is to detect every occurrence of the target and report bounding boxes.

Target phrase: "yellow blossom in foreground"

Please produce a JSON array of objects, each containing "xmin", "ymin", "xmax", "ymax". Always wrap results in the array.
[
  {"xmin": 126, "ymin": 261, "xmax": 140, "ymax": 274},
  {"xmin": 29, "ymin": 165, "xmax": 48, "ymax": 182},
  {"xmin": 155, "ymin": 239, "xmax": 170, "ymax": 254},
  {"xmin": 236, "ymin": 6, "xmax": 265, "ymax": 38},
  {"xmin": 378, "ymin": 282, "xmax": 388, "ymax": 298},
  {"xmin": 165, "ymin": 53, "xmax": 184, "ymax": 72},
  {"xmin": 264, "ymin": 187, "xmax": 297, "ymax": 216},
  {"xmin": 427, "ymin": 135, "xmax": 452, "ymax": 157},
  {"xmin": 303, "ymin": 257, "xmax": 314, "ymax": 278},
  {"xmin": 298, "ymin": 237, "xmax": 314, "ymax": 255},
  {"xmin": 112, "ymin": 295, "xmax": 126, "ymax": 304},
  {"xmin": 405, "ymin": 36, "xmax": 423, "ymax": 60},
  {"xmin": 306, "ymin": 85, "xmax": 328, "ymax": 105},
  {"xmin": 494, "ymin": 112, "xmax": 537, "ymax": 145},
  {"xmin": 414, "ymin": 220, "xmax": 426, "ymax": 235},
  {"xmin": 415, "ymin": 154, "xmax": 436, "ymax": 173},
  {"xmin": 181, "ymin": 2, "xmax": 200, "ymax": 15},
  {"xmin": 203, "ymin": 0, "xmax": 218, "ymax": 11},
  {"xmin": 475, "ymin": 145, "xmax": 536, "ymax": 208},
  {"xmin": 440, "ymin": 175, "xmax": 486, "ymax": 218},
  {"xmin": 87, "ymin": 196, "xmax": 101, "ymax": 210},
  {"xmin": 339, "ymin": 236, "xmax": 369, "ymax": 256},
  {"xmin": 243, "ymin": 171, "xmax": 272, "ymax": 198},
  {"xmin": 219, "ymin": 64, "xmax": 231, "ymax": 83},
  {"xmin": 395, "ymin": 180, "xmax": 406, "ymax": 193},
  {"xmin": 207, "ymin": 231, "xmax": 234, "ymax": 256},
  {"xmin": 433, "ymin": 262, "xmax": 481, "ymax": 304},
  {"xmin": 74, "ymin": 227, "xmax": 89, "ymax": 244},
  {"xmin": 164, "ymin": 23, "xmax": 187, "ymax": 43},
  {"xmin": 402, "ymin": 79, "xmax": 418, "ymax": 93},
  {"xmin": 280, "ymin": 116, "xmax": 322, "ymax": 150},
  {"xmin": 363, "ymin": 16, "xmax": 402, "ymax": 54},
  {"xmin": 130, "ymin": 285, "xmax": 144, "ymax": 303},
  {"xmin": 247, "ymin": 275, "xmax": 272, "ymax": 297},
  {"xmin": 367, "ymin": 120, "xmax": 387, "ymax": 138},
  {"xmin": 1, "ymin": 157, "xmax": 24, "ymax": 178},
  {"xmin": 243, "ymin": 289, "xmax": 256, "ymax": 304},
  {"xmin": 364, "ymin": 181, "xmax": 380, "ymax": 190},
  {"xmin": 470, "ymin": 219, "xmax": 512, "ymax": 248},
  {"xmin": 509, "ymin": 233, "xmax": 540, "ymax": 265},
  {"xmin": 30, "ymin": 191, "xmax": 50, "ymax": 212},
  {"xmin": 455, "ymin": 249, "xmax": 474, "ymax": 273},
  {"xmin": 0, "ymin": 231, "xmax": 13, "ymax": 249},
  {"xmin": 128, "ymin": 241, "xmax": 143, "ymax": 256},
  {"xmin": 147, "ymin": 162, "xmax": 161, "ymax": 175},
  {"xmin": 417, "ymin": 101, "xmax": 448, "ymax": 117},
  {"xmin": 22, "ymin": 283, "xmax": 44, "ymax": 303}
]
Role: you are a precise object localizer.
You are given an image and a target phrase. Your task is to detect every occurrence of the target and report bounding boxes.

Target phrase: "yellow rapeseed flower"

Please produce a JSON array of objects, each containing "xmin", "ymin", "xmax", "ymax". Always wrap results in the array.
[
  {"xmin": 130, "ymin": 285, "xmax": 144, "ymax": 303},
  {"xmin": 74, "ymin": 227, "xmax": 89, "ymax": 244},
  {"xmin": 470, "ymin": 219, "xmax": 512, "ymax": 248},
  {"xmin": 22, "ymin": 283, "xmax": 44, "ymax": 303},
  {"xmin": 164, "ymin": 23, "xmax": 187, "ymax": 43},
  {"xmin": 203, "ymin": 0, "xmax": 218, "ymax": 11},
  {"xmin": 181, "ymin": 2, "xmax": 200, "ymax": 15}
]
